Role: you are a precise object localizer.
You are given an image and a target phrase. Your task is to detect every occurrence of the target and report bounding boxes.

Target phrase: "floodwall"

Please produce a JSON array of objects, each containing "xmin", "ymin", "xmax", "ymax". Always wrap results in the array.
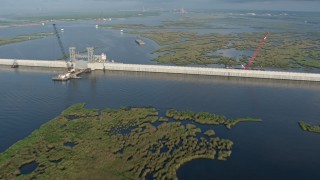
[
  {"xmin": 89, "ymin": 62, "xmax": 320, "ymax": 82},
  {"xmin": 1, "ymin": 59, "xmax": 319, "ymax": 82},
  {"xmin": 0, "ymin": 59, "xmax": 67, "ymax": 68}
]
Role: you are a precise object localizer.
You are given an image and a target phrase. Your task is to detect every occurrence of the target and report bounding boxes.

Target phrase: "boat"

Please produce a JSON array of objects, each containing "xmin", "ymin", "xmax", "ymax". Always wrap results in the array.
[
  {"xmin": 135, "ymin": 39, "xmax": 145, "ymax": 45},
  {"xmin": 52, "ymin": 73, "xmax": 71, "ymax": 81}
]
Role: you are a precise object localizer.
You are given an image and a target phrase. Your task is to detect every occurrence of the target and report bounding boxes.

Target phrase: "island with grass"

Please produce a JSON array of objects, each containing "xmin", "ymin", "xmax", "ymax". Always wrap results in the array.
[
  {"xmin": 0, "ymin": 104, "xmax": 263, "ymax": 179},
  {"xmin": 299, "ymin": 121, "xmax": 320, "ymax": 134},
  {"xmin": 0, "ymin": 32, "xmax": 54, "ymax": 46},
  {"xmin": 146, "ymin": 31, "xmax": 320, "ymax": 68},
  {"xmin": 104, "ymin": 20, "xmax": 320, "ymax": 69},
  {"xmin": 166, "ymin": 108, "xmax": 262, "ymax": 129}
]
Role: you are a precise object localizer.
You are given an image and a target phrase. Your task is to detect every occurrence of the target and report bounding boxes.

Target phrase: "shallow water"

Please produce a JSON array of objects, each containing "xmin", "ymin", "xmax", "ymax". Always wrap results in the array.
[{"xmin": 19, "ymin": 161, "xmax": 38, "ymax": 175}]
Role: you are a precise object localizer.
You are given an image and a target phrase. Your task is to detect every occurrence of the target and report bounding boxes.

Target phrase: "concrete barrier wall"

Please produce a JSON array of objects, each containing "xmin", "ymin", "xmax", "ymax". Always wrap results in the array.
[
  {"xmin": 89, "ymin": 63, "xmax": 320, "ymax": 82},
  {"xmin": 1, "ymin": 59, "xmax": 319, "ymax": 82},
  {"xmin": 0, "ymin": 59, "xmax": 67, "ymax": 68}
]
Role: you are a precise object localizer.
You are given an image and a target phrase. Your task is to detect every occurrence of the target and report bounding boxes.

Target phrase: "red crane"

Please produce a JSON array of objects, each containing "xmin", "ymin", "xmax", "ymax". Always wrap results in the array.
[{"xmin": 244, "ymin": 32, "xmax": 270, "ymax": 70}]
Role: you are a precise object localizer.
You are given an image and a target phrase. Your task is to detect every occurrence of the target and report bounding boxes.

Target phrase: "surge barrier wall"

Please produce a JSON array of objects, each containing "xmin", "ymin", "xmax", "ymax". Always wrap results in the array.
[
  {"xmin": 89, "ymin": 63, "xmax": 320, "ymax": 82},
  {"xmin": 1, "ymin": 59, "xmax": 319, "ymax": 82},
  {"xmin": 0, "ymin": 59, "xmax": 67, "ymax": 68}
]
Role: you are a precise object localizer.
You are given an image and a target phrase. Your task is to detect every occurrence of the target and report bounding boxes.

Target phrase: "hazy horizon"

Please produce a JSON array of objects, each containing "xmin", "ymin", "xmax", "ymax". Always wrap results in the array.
[{"xmin": 1, "ymin": 0, "xmax": 320, "ymax": 17}]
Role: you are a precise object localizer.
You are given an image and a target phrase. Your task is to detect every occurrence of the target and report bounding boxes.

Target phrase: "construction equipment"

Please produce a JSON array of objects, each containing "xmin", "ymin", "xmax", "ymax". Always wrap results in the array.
[
  {"xmin": 11, "ymin": 60, "xmax": 19, "ymax": 68},
  {"xmin": 244, "ymin": 32, "xmax": 270, "ymax": 70},
  {"xmin": 52, "ymin": 24, "xmax": 72, "ymax": 70}
]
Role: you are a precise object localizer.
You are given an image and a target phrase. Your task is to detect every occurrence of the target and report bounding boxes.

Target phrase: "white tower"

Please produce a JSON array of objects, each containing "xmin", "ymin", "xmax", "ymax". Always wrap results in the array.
[
  {"xmin": 87, "ymin": 47, "xmax": 94, "ymax": 63},
  {"xmin": 69, "ymin": 47, "xmax": 76, "ymax": 62}
]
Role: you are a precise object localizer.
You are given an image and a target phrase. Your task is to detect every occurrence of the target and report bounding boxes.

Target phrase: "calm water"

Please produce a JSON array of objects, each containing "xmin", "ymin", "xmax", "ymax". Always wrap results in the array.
[
  {"xmin": 1, "ymin": 68, "xmax": 320, "ymax": 179},
  {"xmin": 1, "ymin": 10, "xmax": 320, "ymax": 179},
  {"xmin": 0, "ymin": 21, "xmax": 159, "ymax": 63}
]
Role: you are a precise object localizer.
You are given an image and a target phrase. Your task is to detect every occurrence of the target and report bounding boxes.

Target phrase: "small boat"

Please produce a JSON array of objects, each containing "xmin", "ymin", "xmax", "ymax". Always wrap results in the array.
[{"xmin": 135, "ymin": 39, "xmax": 145, "ymax": 45}]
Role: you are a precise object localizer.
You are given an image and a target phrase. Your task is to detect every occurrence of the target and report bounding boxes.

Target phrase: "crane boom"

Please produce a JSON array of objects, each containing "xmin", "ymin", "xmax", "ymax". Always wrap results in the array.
[
  {"xmin": 52, "ymin": 24, "xmax": 67, "ymax": 60},
  {"xmin": 244, "ymin": 32, "xmax": 270, "ymax": 70}
]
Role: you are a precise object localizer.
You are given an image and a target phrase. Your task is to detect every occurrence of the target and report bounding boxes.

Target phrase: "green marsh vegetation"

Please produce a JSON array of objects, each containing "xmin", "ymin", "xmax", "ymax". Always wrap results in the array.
[
  {"xmin": 225, "ymin": 118, "xmax": 263, "ymax": 129},
  {"xmin": 10, "ymin": 11, "xmax": 160, "ymax": 23},
  {"xmin": 0, "ymin": 104, "xmax": 247, "ymax": 179},
  {"xmin": 299, "ymin": 121, "xmax": 320, "ymax": 134},
  {"xmin": 132, "ymin": 29, "xmax": 239, "ymax": 66},
  {"xmin": 150, "ymin": 31, "xmax": 320, "ymax": 68},
  {"xmin": 234, "ymin": 32, "xmax": 320, "ymax": 68},
  {"xmin": 107, "ymin": 21, "xmax": 320, "ymax": 69},
  {"xmin": 0, "ymin": 32, "xmax": 54, "ymax": 46},
  {"xmin": 204, "ymin": 130, "xmax": 216, "ymax": 136},
  {"xmin": 166, "ymin": 109, "xmax": 262, "ymax": 129}
]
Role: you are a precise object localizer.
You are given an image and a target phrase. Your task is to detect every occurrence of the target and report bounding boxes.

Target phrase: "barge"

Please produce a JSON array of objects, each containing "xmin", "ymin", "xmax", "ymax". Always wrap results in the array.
[{"xmin": 135, "ymin": 39, "xmax": 145, "ymax": 45}]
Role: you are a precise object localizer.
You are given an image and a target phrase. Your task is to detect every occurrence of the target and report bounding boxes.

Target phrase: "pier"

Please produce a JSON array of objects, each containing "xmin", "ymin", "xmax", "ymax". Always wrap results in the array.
[{"xmin": 1, "ymin": 58, "xmax": 320, "ymax": 82}]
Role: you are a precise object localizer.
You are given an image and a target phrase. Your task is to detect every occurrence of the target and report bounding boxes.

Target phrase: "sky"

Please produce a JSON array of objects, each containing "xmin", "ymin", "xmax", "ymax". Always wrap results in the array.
[{"xmin": 0, "ymin": 0, "xmax": 319, "ymax": 16}]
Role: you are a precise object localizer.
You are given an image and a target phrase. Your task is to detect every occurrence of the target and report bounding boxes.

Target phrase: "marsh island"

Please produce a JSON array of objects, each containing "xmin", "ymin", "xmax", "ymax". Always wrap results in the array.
[
  {"xmin": 299, "ymin": 121, "xmax": 320, "ymax": 134},
  {"xmin": 0, "ymin": 32, "xmax": 54, "ymax": 46},
  {"xmin": 166, "ymin": 109, "xmax": 262, "ymax": 129},
  {"xmin": 105, "ymin": 21, "xmax": 320, "ymax": 69},
  {"xmin": 0, "ymin": 104, "xmax": 262, "ymax": 179}
]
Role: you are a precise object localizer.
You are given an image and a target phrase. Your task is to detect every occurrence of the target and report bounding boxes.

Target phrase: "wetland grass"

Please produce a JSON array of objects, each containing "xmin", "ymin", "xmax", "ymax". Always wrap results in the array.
[
  {"xmin": 225, "ymin": 118, "xmax": 263, "ymax": 129},
  {"xmin": 299, "ymin": 121, "xmax": 320, "ymax": 134},
  {"xmin": 166, "ymin": 109, "xmax": 262, "ymax": 128},
  {"xmin": 110, "ymin": 22, "xmax": 320, "ymax": 69},
  {"xmin": 0, "ymin": 32, "xmax": 54, "ymax": 46},
  {"xmin": 0, "ymin": 104, "xmax": 241, "ymax": 179}
]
